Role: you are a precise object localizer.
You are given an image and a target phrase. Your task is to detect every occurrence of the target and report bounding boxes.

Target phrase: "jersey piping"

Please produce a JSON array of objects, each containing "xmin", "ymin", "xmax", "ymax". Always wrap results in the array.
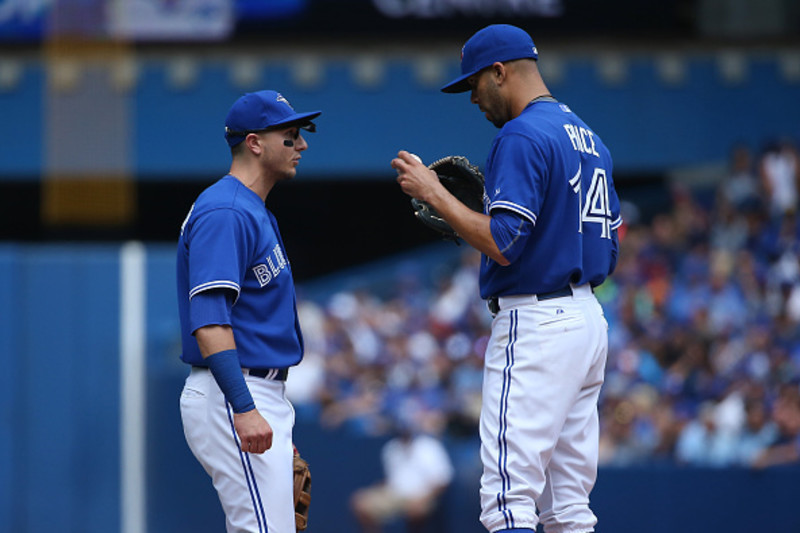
[
  {"xmin": 490, "ymin": 201, "xmax": 537, "ymax": 223},
  {"xmin": 189, "ymin": 280, "xmax": 242, "ymax": 300}
]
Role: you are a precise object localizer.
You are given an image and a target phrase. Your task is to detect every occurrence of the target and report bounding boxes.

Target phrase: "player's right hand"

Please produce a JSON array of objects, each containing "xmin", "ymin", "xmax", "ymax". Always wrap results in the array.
[{"xmin": 233, "ymin": 409, "xmax": 273, "ymax": 454}]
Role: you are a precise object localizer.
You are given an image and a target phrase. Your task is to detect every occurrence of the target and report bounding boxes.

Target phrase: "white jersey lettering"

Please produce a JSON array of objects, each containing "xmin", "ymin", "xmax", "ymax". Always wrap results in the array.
[
  {"xmin": 252, "ymin": 264, "xmax": 272, "ymax": 287},
  {"xmin": 563, "ymin": 124, "xmax": 581, "ymax": 151},
  {"xmin": 582, "ymin": 168, "xmax": 612, "ymax": 238},
  {"xmin": 273, "ymin": 243, "xmax": 287, "ymax": 270},
  {"xmin": 255, "ymin": 243, "xmax": 288, "ymax": 287},
  {"xmin": 580, "ymin": 127, "xmax": 600, "ymax": 157},
  {"xmin": 563, "ymin": 124, "xmax": 600, "ymax": 157}
]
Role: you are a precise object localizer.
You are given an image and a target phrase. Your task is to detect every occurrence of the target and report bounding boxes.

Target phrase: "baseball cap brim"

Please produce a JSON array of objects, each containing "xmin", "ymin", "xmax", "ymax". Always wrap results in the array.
[
  {"xmin": 225, "ymin": 110, "xmax": 322, "ymax": 146},
  {"xmin": 441, "ymin": 71, "xmax": 477, "ymax": 94},
  {"xmin": 269, "ymin": 110, "xmax": 322, "ymax": 130},
  {"xmin": 440, "ymin": 48, "xmax": 537, "ymax": 93}
]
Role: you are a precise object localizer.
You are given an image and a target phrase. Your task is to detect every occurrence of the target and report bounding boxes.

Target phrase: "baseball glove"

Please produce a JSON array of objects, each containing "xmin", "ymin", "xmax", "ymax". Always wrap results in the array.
[
  {"xmin": 411, "ymin": 155, "xmax": 485, "ymax": 243},
  {"xmin": 293, "ymin": 453, "xmax": 311, "ymax": 531}
]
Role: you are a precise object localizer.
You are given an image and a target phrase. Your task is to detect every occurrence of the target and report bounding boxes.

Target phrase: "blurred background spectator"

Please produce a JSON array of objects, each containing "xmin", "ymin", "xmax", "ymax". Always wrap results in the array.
[
  {"xmin": 350, "ymin": 418, "xmax": 454, "ymax": 533},
  {"xmin": 751, "ymin": 383, "xmax": 800, "ymax": 468},
  {"xmin": 759, "ymin": 140, "xmax": 800, "ymax": 220},
  {"xmin": 289, "ymin": 140, "xmax": 800, "ymax": 471}
]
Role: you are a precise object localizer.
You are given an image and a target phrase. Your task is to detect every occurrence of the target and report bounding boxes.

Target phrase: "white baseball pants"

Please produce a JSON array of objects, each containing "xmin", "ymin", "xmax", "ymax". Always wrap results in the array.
[
  {"xmin": 479, "ymin": 284, "xmax": 608, "ymax": 533},
  {"xmin": 181, "ymin": 367, "xmax": 296, "ymax": 533}
]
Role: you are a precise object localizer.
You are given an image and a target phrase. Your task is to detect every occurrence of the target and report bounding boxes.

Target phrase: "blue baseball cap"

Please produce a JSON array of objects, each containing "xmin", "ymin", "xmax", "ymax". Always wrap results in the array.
[
  {"xmin": 224, "ymin": 90, "xmax": 322, "ymax": 147},
  {"xmin": 441, "ymin": 24, "xmax": 538, "ymax": 94}
]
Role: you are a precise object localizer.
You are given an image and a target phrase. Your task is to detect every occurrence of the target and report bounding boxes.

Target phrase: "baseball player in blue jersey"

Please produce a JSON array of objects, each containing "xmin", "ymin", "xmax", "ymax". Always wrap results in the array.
[
  {"xmin": 393, "ymin": 25, "xmax": 621, "ymax": 533},
  {"xmin": 177, "ymin": 89, "xmax": 320, "ymax": 533}
]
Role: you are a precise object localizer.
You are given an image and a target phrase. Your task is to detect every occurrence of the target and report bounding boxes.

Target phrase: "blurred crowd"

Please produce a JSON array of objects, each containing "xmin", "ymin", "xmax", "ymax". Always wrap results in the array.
[{"xmin": 289, "ymin": 138, "xmax": 800, "ymax": 469}]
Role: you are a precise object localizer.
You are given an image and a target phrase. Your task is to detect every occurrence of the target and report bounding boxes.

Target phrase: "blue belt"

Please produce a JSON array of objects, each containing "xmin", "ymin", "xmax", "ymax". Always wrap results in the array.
[{"xmin": 487, "ymin": 285, "xmax": 574, "ymax": 314}]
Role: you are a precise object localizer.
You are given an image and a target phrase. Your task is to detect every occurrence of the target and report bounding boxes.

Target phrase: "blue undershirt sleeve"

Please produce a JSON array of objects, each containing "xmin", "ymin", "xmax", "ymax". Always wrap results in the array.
[
  {"xmin": 609, "ymin": 229, "xmax": 619, "ymax": 275},
  {"xmin": 190, "ymin": 292, "xmax": 253, "ymax": 414},
  {"xmin": 490, "ymin": 209, "xmax": 533, "ymax": 264},
  {"xmin": 190, "ymin": 288, "xmax": 234, "ymax": 334}
]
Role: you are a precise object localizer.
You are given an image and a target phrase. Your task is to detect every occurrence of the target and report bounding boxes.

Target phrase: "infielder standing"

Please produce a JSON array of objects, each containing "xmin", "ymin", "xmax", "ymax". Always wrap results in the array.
[
  {"xmin": 393, "ymin": 25, "xmax": 621, "ymax": 533},
  {"xmin": 177, "ymin": 90, "xmax": 320, "ymax": 532}
]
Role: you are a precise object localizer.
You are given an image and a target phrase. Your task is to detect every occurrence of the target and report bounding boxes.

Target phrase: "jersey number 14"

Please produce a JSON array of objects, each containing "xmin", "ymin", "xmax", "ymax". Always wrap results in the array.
[{"xmin": 571, "ymin": 166, "xmax": 612, "ymax": 238}]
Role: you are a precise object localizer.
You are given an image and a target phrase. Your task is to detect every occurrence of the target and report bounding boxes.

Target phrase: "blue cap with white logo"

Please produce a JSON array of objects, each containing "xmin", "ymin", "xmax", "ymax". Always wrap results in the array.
[
  {"xmin": 441, "ymin": 24, "xmax": 539, "ymax": 94},
  {"xmin": 224, "ymin": 90, "xmax": 321, "ymax": 147}
]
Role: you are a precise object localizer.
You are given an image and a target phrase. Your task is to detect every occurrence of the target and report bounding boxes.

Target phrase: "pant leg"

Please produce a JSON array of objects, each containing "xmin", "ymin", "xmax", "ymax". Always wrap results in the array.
[
  {"xmin": 479, "ymin": 298, "xmax": 596, "ymax": 533},
  {"xmin": 181, "ymin": 368, "xmax": 296, "ymax": 533},
  {"xmin": 538, "ymin": 297, "xmax": 607, "ymax": 533}
]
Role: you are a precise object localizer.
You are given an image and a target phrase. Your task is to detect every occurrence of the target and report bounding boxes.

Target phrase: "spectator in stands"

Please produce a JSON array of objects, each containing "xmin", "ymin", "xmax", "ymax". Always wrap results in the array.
[
  {"xmin": 759, "ymin": 139, "xmax": 800, "ymax": 219},
  {"xmin": 350, "ymin": 419, "xmax": 454, "ymax": 533},
  {"xmin": 675, "ymin": 401, "xmax": 728, "ymax": 466},
  {"xmin": 736, "ymin": 396, "xmax": 778, "ymax": 466},
  {"xmin": 598, "ymin": 391, "xmax": 659, "ymax": 467},
  {"xmin": 752, "ymin": 383, "xmax": 800, "ymax": 468},
  {"xmin": 719, "ymin": 142, "xmax": 761, "ymax": 212}
]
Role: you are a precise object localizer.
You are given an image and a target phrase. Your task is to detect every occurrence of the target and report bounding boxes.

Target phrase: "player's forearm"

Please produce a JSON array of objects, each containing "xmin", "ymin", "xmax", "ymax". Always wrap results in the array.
[
  {"xmin": 195, "ymin": 324, "xmax": 236, "ymax": 358},
  {"xmin": 457, "ymin": 216, "xmax": 510, "ymax": 266},
  {"xmin": 195, "ymin": 326, "xmax": 256, "ymax": 415},
  {"xmin": 431, "ymin": 190, "xmax": 510, "ymax": 265}
]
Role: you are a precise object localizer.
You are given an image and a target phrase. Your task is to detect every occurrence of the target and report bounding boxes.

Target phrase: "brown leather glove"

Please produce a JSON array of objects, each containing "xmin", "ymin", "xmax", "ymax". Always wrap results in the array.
[{"xmin": 293, "ymin": 452, "xmax": 311, "ymax": 531}]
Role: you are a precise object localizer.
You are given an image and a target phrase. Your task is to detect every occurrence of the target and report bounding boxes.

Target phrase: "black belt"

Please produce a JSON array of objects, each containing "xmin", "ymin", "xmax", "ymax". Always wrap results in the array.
[
  {"xmin": 487, "ymin": 285, "xmax": 574, "ymax": 314},
  {"xmin": 193, "ymin": 366, "xmax": 288, "ymax": 381},
  {"xmin": 248, "ymin": 368, "xmax": 289, "ymax": 381}
]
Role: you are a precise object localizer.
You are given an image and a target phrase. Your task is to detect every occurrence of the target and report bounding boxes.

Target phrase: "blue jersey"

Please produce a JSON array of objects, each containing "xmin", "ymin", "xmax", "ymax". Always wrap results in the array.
[
  {"xmin": 480, "ymin": 100, "xmax": 622, "ymax": 299},
  {"xmin": 176, "ymin": 175, "xmax": 304, "ymax": 369}
]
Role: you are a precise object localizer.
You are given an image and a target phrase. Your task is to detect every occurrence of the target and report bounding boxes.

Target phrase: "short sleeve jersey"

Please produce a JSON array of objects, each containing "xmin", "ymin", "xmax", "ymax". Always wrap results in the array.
[
  {"xmin": 176, "ymin": 175, "xmax": 304, "ymax": 369},
  {"xmin": 480, "ymin": 100, "xmax": 622, "ymax": 299}
]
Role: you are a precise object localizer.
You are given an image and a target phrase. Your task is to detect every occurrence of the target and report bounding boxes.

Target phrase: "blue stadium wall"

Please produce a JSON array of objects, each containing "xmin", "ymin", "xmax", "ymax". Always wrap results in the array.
[
  {"xmin": 1, "ymin": 49, "xmax": 799, "ymax": 180},
  {"xmin": 1, "ymin": 244, "xmax": 800, "ymax": 533}
]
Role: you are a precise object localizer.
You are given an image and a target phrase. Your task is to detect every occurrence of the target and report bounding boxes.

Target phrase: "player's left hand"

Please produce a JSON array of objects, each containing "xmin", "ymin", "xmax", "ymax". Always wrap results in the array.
[
  {"xmin": 233, "ymin": 409, "xmax": 273, "ymax": 454},
  {"xmin": 392, "ymin": 150, "xmax": 443, "ymax": 204}
]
